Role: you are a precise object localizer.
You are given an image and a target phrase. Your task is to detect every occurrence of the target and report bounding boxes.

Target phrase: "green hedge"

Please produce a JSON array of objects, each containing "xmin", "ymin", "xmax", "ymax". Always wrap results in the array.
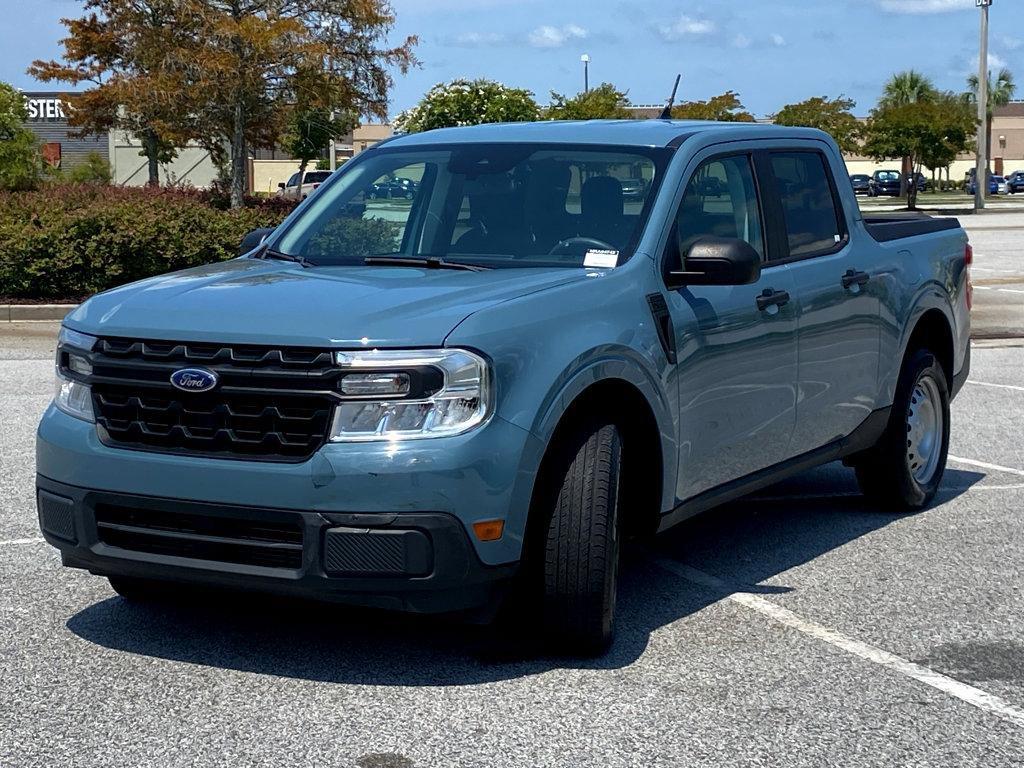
[{"xmin": 0, "ymin": 185, "xmax": 295, "ymax": 301}]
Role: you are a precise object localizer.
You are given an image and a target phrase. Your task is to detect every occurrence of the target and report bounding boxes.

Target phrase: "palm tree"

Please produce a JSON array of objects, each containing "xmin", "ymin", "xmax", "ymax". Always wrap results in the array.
[
  {"xmin": 968, "ymin": 67, "xmax": 1017, "ymax": 170},
  {"xmin": 881, "ymin": 70, "xmax": 937, "ymax": 107},
  {"xmin": 880, "ymin": 71, "xmax": 937, "ymax": 196}
]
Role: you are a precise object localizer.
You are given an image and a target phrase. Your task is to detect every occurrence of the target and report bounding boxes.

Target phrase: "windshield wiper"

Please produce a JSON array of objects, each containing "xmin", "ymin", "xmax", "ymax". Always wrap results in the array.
[
  {"xmin": 363, "ymin": 255, "xmax": 489, "ymax": 272},
  {"xmin": 252, "ymin": 244, "xmax": 313, "ymax": 269}
]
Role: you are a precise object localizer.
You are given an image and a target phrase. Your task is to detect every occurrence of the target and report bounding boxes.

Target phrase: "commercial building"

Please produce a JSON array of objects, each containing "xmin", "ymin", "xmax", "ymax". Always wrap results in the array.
[{"xmin": 19, "ymin": 91, "xmax": 393, "ymax": 191}]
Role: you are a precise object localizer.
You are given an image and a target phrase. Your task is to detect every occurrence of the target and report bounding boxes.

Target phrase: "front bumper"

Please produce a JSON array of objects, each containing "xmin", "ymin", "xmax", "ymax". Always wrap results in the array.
[
  {"xmin": 37, "ymin": 404, "xmax": 544, "ymax": 567},
  {"xmin": 37, "ymin": 475, "xmax": 516, "ymax": 614}
]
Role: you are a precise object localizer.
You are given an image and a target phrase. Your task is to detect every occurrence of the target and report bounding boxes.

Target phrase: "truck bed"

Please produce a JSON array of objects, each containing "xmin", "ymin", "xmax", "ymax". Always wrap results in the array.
[{"xmin": 863, "ymin": 212, "xmax": 961, "ymax": 243}]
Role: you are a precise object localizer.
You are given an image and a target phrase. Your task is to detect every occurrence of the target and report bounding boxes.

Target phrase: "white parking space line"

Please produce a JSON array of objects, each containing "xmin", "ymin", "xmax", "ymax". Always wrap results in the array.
[
  {"xmin": 0, "ymin": 537, "xmax": 44, "ymax": 546},
  {"xmin": 948, "ymin": 455, "xmax": 1024, "ymax": 478},
  {"xmin": 967, "ymin": 380, "xmax": 1024, "ymax": 393},
  {"xmin": 652, "ymin": 556, "xmax": 1024, "ymax": 730},
  {"xmin": 973, "ymin": 285, "xmax": 1024, "ymax": 295}
]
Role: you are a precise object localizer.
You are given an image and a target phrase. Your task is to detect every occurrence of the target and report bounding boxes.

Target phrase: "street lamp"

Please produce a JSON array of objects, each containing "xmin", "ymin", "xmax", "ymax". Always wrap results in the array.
[
  {"xmin": 975, "ymin": 0, "xmax": 992, "ymax": 212},
  {"xmin": 580, "ymin": 53, "xmax": 590, "ymax": 93}
]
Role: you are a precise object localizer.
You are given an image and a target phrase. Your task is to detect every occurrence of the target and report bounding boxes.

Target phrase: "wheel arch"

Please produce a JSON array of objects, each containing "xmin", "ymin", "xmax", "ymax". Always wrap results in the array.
[
  {"xmin": 901, "ymin": 301, "xmax": 955, "ymax": 389},
  {"xmin": 524, "ymin": 360, "xmax": 674, "ymax": 545}
]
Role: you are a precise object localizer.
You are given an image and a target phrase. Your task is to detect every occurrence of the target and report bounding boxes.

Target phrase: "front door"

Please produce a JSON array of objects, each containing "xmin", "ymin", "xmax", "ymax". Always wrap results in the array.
[
  {"xmin": 664, "ymin": 152, "xmax": 800, "ymax": 502},
  {"xmin": 765, "ymin": 150, "xmax": 881, "ymax": 454}
]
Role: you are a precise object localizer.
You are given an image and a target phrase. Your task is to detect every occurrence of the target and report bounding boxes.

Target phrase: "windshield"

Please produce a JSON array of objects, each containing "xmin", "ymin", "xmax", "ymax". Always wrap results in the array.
[
  {"xmin": 274, "ymin": 143, "xmax": 667, "ymax": 268},
  {"xmin": 876, "ymin": 171, "xmax": 900, "ymax": 181}
]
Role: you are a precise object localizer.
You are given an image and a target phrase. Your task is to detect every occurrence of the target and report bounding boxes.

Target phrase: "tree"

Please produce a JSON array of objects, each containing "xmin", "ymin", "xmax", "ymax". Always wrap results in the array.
[
  {"xmin": 283, "ymin": 95, "xmax": 356, "ymax": 187},
  {"xmin": 877, "ymin": 71, "xmax": 938, "ymax": 196},
  {"xmin": 772, "ymin": 95, "xmax": 862, "ymax": 154},
  {"xmin": 880, "ymin": 70, "xmax": 937, "ymax": 108},
  {"xmin": 393, "ymin": 79, "xmax": 540, "ymax": 133},
  {"xmin": 0, "ymin": 81, "xmax": 43, "ymax": 191},
  {"xmin": 863, "ymin": 92, "xmax": 975, "ymax": 209},
  {"xmin": 968, "ymin": 67, "xmax": 1016, "ymax": 170},
  {"xmin": 546, "ymin": 82, "xmax": 632, "ymax": 120},
  {"xmin": 29, "ymin": 1, "xmax": 188, "ymax": 187},
  {"xmin": 671, "ymin": 91, "xmax": 755, "ymax": 122},
  {"xmin": 177, "ymin": 0, "xmax": 416, "ymax": 208}
]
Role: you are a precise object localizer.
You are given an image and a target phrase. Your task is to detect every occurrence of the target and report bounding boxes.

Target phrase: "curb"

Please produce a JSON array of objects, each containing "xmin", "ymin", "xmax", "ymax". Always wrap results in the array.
[{"xmin": 2, "ymin": 304, "xmax": 78, "ymax": 322}]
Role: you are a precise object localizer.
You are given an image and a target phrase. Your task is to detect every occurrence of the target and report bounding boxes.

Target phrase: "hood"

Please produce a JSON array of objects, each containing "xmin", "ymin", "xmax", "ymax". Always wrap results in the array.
[{"xmin": 65, "ymin": 258, "xmax": 589, "ymax": 347}]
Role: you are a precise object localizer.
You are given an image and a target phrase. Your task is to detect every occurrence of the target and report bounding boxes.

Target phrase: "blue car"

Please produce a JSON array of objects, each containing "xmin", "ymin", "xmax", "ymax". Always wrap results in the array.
[
  {"xmin": 38, "ymin": 120, "xmax": 972, "ymax": 653},
  {"xmin": 967, "ymin": 173, "xmax": 1000, "ymax": 196}
]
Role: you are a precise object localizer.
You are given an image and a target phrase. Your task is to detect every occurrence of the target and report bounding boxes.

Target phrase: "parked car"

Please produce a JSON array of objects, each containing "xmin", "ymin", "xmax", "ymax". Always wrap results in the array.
[
  {"xmin": 39, "ymin": 121, "xmax": 971, "ymax": 654},
  {"xmin": 276, "ymin": 170, "xmax": 333, "ymax": 200},
  {"xmin": 850, "ymin": 174, "xmax": 871, "ymax": 195},
  {"xmin": 368, "ymin": 176, "xmax": 418, "ymax": 199},
  {"xmin": 994, "ymin": 175, "xmax": 1009, "ymax": 195},
  {"xmin": 1005, "ymin": 170, "xmax": 1024, "ymax": 193},
  {"xmin": 906, "ymin": 172, "xmax": 928, "ymax": 193},
  {"xmin": 868, "ymin": 169, "xmax": 902, "ymax": 196},
  {"xmin": 966, "ymin": 172, "xmax": 1000, "ymax": 196}
]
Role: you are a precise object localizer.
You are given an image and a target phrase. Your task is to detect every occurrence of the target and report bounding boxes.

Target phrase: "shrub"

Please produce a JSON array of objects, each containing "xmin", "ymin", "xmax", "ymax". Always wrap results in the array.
[
  {"xmin": 67, "ymin": 152, "xmax": 113, "ymax": 185},
  {"xmin": 0, "ymin": 185, "xmax": 297, "ymax": 300}
]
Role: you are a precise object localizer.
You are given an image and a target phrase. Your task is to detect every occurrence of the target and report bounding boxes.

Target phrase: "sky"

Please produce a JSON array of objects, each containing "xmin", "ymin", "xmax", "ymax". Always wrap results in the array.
[{"xmin": 2, "ymin": 0, "xmax": 1023, "ymax": 119}]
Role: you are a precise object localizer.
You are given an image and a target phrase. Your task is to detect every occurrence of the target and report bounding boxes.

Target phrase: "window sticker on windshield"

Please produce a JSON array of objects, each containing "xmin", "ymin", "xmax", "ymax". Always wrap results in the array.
[{"xmin": 583, "ymin": 249, "xmax": 619, "ymax": 269}]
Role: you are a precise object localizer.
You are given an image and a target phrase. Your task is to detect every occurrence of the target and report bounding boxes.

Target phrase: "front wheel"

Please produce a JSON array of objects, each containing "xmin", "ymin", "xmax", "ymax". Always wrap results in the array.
[
  {"xmin": 853, "ymin": 349, "xmax": 950, "ymax": 511},
  {"xmin": 537, "ymin": 421, "xmax": 622, "ymax": 655}
]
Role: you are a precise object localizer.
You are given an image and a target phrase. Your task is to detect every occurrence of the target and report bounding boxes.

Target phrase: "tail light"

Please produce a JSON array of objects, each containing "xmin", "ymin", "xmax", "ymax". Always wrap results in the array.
[{"xmin": 965, "ymin": 242, "xmax": 973, "ymax": 311}]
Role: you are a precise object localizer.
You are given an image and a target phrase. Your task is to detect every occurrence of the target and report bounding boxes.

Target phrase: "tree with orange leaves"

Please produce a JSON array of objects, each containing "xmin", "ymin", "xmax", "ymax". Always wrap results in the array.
[{"xmin": 33, "ymin": 1, "xmax": 417, "ymax": 207}]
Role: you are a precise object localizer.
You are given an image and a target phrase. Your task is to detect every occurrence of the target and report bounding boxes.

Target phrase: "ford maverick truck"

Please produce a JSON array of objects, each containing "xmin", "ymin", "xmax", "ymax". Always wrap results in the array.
[{"xmin": 37, "ymin": 120, "xmax": 971, "ymax": 654}]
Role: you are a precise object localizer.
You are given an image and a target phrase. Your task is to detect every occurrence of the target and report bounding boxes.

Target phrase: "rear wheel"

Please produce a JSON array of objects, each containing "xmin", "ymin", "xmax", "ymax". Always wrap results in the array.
[
  {"xmin": 853, "ymin": 349, "xmax": 950, "ymax": 511},
  {"xmin": 535, "ymin": 421, "xmax": 623, "ymax": 656}
]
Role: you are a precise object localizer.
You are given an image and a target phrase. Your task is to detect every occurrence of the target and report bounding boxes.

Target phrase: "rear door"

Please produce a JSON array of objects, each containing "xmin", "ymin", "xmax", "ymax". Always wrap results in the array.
[
  {"xmin": 664, "ymin": 150, "xmax": 800, "ymax": 501},
  {"xmin": 765, "ymin": 148, "xmax": 881, "ymax": 455}
]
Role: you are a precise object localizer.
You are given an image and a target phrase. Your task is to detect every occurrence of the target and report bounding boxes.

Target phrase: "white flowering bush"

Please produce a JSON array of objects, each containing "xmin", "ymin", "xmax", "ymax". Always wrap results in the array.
[{"xmin": 393, "ymin": 79, "xmax": 541, "ymax": 133}]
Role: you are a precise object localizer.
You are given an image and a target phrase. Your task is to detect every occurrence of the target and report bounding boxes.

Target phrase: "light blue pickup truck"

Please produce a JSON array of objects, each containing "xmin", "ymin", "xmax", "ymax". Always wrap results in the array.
[{"xmin": 38, "ymin": 120, "xmax": 971, "ymax": 654}]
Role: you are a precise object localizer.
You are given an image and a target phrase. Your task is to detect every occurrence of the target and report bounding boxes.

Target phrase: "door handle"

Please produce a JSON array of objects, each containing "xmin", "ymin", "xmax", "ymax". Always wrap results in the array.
[
  {"xmin": 756, "ymin": 288, "xmax": 790, "ymax": 311},
  {"xmin": 841, "ymin": 269, "xmax": 870, "ymax": 289}
]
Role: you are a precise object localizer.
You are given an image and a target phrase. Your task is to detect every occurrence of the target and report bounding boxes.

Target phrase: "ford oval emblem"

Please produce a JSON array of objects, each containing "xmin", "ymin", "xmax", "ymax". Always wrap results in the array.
[{"xmin": 170, "ymin": 368, "xmax": 219, "ymax": 393}]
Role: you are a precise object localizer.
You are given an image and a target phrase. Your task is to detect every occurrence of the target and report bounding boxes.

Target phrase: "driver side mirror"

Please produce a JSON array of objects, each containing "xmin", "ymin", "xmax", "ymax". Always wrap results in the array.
[
  {"xmin": 666, "ymin": 236, "xmax": 761, "ymax": 288},
  {"xmin": 238, "ymin": 226, "xmax": 276, "ymax": 256},
  {"xmin": 277, "ymin": 182, "xmax": 286, "ymax": 189}
]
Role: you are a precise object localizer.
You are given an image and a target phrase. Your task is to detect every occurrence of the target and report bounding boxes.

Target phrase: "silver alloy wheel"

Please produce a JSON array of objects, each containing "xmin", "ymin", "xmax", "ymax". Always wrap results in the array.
[{"xmin": 906, "ymin": 372, "xmax": 943, "ymax": 484}]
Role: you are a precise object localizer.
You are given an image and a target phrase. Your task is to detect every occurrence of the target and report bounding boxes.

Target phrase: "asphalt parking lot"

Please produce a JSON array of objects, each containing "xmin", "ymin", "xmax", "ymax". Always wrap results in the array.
[{"xmin": 3, "ymin": 274, "xmax": 1024, "ymax": 764}]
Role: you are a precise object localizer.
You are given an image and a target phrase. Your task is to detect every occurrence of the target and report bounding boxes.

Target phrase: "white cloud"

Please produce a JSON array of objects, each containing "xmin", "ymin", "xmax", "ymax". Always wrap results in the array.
[
  {"xmin": 450, "ymin": 31, "xmax": 506, "ymax": 46},
  {"xmin": 988, "ymin": 52, "xmax": 1008, "ymax": 70},
  {"xmin": 874, "ymin": 0, "xmax": 975, "ymax": 14},
  {"xmin": 528, "ymin": 24, "xmax": 588, "ymax": 48},
  {"xmin": 658, "ymin": 14, "xmax": 715, "ymax": 42},
  {"xmin": 732, "ymin": 33, "xmax": 752, "ymax": 49},
  {"xmin": 771, "ymin": 33, "xmax": 786, "ymax": 47}
]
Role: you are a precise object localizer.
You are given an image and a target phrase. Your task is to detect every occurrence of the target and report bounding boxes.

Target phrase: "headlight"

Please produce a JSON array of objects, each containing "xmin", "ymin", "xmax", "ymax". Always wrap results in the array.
[
  {"xmin": 329, "ymin": 348, "xmax": 490, "ymax": 441},
  {"xmin": 54, "ymin": 327, "xmax": 97, "ymax": 422}
]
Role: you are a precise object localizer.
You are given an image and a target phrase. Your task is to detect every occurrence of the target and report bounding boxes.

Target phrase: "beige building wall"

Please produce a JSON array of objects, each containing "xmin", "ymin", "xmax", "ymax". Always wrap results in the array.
[{"xmin": 109, "ymin": 129, "xmax": 219, "ymax": 188}]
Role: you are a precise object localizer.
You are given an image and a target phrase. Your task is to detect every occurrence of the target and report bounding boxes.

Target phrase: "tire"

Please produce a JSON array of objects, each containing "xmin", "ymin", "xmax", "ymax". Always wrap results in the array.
[
  {"xmin": 853, "ymin": 349, "xmax": 950, "ymax": 511},
  {"xmin": 538, "ymin": 421, "xmax": 622, "ymax": 655}
]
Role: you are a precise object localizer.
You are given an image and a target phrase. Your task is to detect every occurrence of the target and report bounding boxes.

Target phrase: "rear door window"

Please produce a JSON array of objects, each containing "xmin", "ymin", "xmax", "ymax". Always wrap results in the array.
[{"xmin": 769, "ymin": 152, "xmax": 844, "ymax": 259}]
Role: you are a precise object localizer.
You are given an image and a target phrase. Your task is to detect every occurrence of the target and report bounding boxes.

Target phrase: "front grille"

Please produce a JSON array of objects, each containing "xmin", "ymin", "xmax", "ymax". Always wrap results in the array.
[
  {"xmin": 86, "ymin": 338, "xmax": 341, "ymax": 461},
  {"xmin": 95, "ymin": 504, "xmax": 304, "ymax": 569}
]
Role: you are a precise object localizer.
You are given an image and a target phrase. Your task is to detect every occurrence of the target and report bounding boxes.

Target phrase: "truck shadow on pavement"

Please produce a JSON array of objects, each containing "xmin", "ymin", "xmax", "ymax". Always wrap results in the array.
[{"xmin": 66, "ymin": 464, "xmax": 984, "ymax": 685}]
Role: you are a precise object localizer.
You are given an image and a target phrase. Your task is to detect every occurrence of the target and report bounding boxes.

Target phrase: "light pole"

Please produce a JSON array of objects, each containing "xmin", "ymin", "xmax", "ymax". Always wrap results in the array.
[
  {"xmin": 580, "ymin": 53, "xmax": 590, "ymax": 93},
  {"xmin": 975, "ymin": 0, "xmax": 992, "ymax": 212}
]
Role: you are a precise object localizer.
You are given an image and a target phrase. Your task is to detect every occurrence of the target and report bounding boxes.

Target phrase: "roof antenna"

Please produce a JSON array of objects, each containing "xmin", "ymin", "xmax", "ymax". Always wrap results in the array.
[{"xmin": 659, "ymin": 74, "xmax": 681, "ymax": 120}]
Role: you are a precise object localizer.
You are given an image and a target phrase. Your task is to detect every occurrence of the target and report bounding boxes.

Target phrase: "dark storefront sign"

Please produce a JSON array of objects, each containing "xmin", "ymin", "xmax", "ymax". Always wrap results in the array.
[{"xmin": 21, "ymin": 92, "xmax": 109, "ymax": 170}]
